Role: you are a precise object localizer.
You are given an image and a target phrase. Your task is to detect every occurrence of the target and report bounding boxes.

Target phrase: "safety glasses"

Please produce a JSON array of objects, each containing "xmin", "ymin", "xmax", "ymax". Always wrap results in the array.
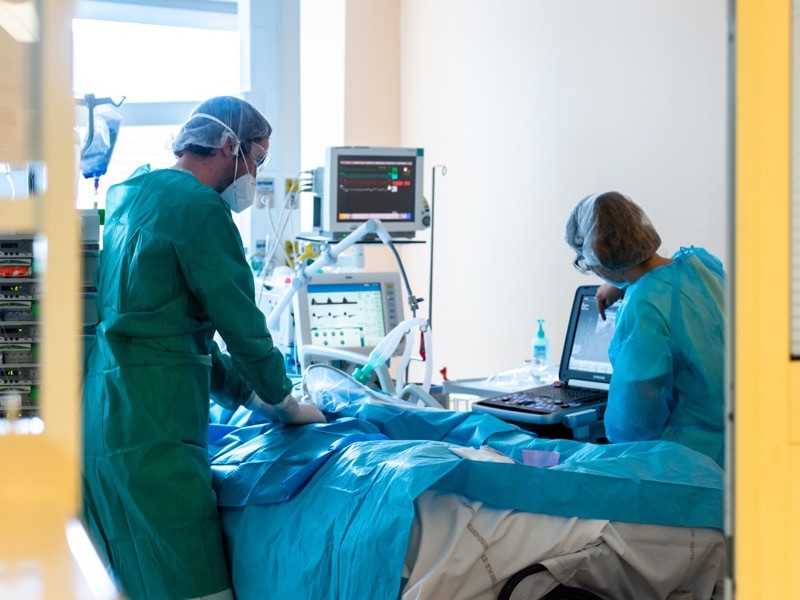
[
  {"xmin": 251, "ymin": 142, "xmax": 271, "ymax": 173},
  {"xmin": 572, "ymin": 254, "xmax": 591, "ymax": 274}
]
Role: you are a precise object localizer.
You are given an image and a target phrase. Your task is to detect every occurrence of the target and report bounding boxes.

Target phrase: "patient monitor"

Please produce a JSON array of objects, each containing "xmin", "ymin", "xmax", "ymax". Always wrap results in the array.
[
  {"xmin": 293, "ymin": 271, "xmax": 405, "ymax": 363},
  {"xmin": 312, "ymin": 147, "xmax": 430, "ymax": 240}
]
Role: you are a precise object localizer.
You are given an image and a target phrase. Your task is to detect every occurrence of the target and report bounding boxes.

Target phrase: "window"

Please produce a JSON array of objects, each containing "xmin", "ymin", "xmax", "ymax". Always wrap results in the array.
[
  {"xmin": 72, "ymin": 12, "xmax": 240, "ymax": 208},
  {"xmin": 72, "ymin": 19, "xmax": 240, "ymax": 103}
]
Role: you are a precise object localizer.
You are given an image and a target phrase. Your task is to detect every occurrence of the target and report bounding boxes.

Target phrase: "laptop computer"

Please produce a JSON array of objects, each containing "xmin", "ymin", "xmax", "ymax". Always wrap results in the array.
[{"xmin": 472, "ymin": 285, "xmax": 620, "ymax": 425}]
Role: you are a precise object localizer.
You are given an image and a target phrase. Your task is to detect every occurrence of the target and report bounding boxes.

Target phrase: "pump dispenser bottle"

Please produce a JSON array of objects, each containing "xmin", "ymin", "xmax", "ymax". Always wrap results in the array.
[{"xmin": 532, "ymin": 319, "xmax": 550, "ymax": 364}]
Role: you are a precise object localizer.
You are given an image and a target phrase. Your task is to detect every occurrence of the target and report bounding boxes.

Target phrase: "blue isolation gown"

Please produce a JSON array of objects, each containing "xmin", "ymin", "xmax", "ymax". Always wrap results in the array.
[{"xmin": 605, "ymin": 247, "xmax": 725, "ymax": 466}]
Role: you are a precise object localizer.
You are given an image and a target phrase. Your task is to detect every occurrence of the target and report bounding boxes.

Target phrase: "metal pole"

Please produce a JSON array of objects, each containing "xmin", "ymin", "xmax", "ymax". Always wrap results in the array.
[{"xmin": 427, "ymin": 164, "xmax": 446, "ymax": 329}]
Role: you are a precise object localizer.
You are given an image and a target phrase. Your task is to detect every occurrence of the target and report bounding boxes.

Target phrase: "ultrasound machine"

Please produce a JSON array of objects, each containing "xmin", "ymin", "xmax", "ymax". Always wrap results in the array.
[{"xmin": 472, "ymin": 285, "xmax": 620, "ymax": 437}]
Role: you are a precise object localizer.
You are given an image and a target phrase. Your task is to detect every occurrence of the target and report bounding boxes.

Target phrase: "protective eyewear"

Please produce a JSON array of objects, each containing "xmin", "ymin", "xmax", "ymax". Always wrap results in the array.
[
  {"xmin": 251, "ymin": 143, "xmax": 271, "ymax": 173},
  {"xmin": 572, "ymin": 254, "xmax": 591, "ymax": 274}
]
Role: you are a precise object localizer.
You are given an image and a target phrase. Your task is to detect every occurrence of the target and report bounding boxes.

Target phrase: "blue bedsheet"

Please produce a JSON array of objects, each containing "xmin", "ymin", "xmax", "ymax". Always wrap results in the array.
[{"xmin": 208, "ymin": 396, "xmax": 723, "ymax": 600}]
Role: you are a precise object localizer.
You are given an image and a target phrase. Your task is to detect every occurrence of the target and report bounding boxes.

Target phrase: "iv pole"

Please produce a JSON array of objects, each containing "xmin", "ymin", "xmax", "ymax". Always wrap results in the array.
[{"xmin": 427, "ymin": 164, "xmax": 447, "ymax": 330}]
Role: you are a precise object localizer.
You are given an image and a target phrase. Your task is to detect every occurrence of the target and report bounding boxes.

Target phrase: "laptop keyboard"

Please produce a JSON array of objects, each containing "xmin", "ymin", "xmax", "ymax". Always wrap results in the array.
[{"xmin": 476, "ymin": 385, "xmax": 607, "ymax": 415}]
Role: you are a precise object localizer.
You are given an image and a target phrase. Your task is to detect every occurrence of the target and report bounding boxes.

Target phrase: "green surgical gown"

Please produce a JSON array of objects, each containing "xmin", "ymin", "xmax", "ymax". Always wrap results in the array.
[{"xmin": 82, "ymin": 166, "xmax": 292, "ymax": 599}]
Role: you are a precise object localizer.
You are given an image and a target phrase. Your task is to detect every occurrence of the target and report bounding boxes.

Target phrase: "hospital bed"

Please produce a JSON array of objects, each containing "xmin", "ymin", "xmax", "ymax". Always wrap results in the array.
[{"xmin": 208, "ymin": 366, "xmax": 725, "ymax": 600}]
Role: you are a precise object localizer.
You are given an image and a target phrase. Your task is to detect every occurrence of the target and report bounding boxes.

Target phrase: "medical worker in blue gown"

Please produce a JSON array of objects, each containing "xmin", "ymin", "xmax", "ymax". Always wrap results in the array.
[
  {"xmin": 82, "ymin": 96, "xmax": 325, "ymax": 600},
  {"xmin": 565, "ymin": 191, "xmax": 725, "ymax": 467}
]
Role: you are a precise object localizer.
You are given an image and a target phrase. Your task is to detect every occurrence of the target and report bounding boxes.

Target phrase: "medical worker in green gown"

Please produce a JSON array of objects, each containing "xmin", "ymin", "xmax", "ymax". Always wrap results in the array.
[
  {"xmin": 82, "ymin": 96, "xmax": 325, "ymax": 600},
  {"xmin": 565, "ymin": 191, "xmax": 725, "ymax": 467}
]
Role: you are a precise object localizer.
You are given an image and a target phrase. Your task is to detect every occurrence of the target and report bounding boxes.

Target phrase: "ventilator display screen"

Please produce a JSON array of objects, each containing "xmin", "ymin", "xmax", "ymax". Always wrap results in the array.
[{"xmin": 305, "ymin": 282, "xmax": 387, "ymax": 348}]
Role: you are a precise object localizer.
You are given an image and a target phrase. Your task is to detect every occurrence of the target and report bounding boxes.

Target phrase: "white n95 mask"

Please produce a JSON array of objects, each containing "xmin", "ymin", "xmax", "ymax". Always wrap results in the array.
[
  {"xmin": 220, "ymin": 155, "xmax": 257, "ymax": 213},
  {"xmin": 190, "ymin": 111, "xmax": 258, "ymax": 213},
  {"xmin": 221, "ymin": 172, "xmax": 257, "ymax": 213}
]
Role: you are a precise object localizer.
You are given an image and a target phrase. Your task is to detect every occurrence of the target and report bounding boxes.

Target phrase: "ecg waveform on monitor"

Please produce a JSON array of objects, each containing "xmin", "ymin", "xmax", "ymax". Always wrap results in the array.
[
  {"xmin": 340, "ymin": 186, "xmax": 401, "ymax": 193},
  {"xmin": 339, "ymin": 173, "xmax": 398, "ymax": 180},
  {"xmin": 338, "ymin": 179, "xmax": 412, "ymax": 194},
  {"xmin": 310, "ymin": 297, "xmax": 358, "ymax": 306},
  {"xmin": 311, "ymin": 310, "xmax": 363, "ymax": 320},
  {"xmin": 337, "ymin": 163, "xmax": 413, "ymax": 194}
]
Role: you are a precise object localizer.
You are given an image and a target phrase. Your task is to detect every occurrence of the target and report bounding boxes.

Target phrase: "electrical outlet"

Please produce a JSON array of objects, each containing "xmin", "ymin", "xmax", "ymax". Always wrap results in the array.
[{"xmin": 256, "ymin": 177, "xmax": 275, "ymax": 209}]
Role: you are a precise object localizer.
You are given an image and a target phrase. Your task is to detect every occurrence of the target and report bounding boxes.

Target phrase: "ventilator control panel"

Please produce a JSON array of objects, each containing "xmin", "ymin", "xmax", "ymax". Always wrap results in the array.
[{"xmin": 293, "ymin": 271, "xmax": 404, "ymax": 356}]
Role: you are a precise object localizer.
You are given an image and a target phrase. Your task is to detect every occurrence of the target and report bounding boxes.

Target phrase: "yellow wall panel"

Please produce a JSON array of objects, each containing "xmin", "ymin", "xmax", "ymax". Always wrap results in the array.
[
  {"xmin": 0, "ymin": 30, "xmax": 32, "ymax": 162},
  {"xmin": 736, "ymin": 0, "xmax": 800, "ymax": 594},
  {"xmin": 0, "ymin": 0, "xmax": 109, "ymax": 596},
  {"xmin": 793, "ymin": 365, "xmax": 800, "ymax": 442}
]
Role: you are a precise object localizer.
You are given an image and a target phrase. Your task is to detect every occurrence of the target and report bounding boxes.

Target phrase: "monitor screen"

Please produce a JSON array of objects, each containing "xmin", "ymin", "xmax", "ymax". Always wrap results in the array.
[
  {"xmin": 305, "ymin": 281, "xmax": 387, "ymax": 348},
  {"xmin": 335, "ymin": 154, "xmax": 417, "ymax": 223},
  {"xmin": 317, "ymin": 147, "xmax": 426, "ymax": 239},
  {"xmin": 567, "ymin": 293, "xmax": 619, "ymax": 375},
  {"xmin": 293, "ymin": 272, "xmax": 404, "ymax": 357}
]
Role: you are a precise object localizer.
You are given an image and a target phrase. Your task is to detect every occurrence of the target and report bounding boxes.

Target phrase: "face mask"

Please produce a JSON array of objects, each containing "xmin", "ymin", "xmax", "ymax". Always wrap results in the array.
[
  {"xmin": 591, "ymin": 264, "xmax": 630, "ymax": 289},
  {"xmin": 190, "ymin": 112, "xmax": 258, "ymax": 212},
  {"xmin": 220, "ymin": 154, "xmax": 257, "ymax": 213},
  {"xmin": 597, "ymin": 273, "xmax": 630, "ymax": 290}
]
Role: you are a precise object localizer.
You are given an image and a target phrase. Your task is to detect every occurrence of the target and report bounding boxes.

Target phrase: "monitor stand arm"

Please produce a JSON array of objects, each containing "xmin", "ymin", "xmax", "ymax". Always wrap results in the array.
[{"xmin": 266, "ymin": 218, "xmax": 393, "ymax": 332}]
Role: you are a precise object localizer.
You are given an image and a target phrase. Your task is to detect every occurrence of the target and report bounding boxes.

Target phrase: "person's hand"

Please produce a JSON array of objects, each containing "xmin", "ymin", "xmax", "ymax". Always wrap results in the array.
[
  {"xmin": 273, "ymin": 394, "xmax": 327, "ymax": 425},
  {"xmin": 596, "ymin": 283, "xmax": 624, "ymax": 320},
  {"xmin": 245, "ymin": 393, "xmax": 326, "ymax": 425}
]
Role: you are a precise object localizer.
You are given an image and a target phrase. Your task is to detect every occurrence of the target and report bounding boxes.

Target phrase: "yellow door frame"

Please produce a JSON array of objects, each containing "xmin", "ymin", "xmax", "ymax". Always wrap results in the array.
[
  {"xmin": 736, "ymin": 0, "xmax": 800, "ymax": 594},
  {"xmin": 0, "ymin": 0, "xmax": 117, "ymax": 596}
]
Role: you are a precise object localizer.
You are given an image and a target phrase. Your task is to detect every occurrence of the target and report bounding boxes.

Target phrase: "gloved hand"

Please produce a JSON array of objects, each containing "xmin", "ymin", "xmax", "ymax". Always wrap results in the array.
[
  {"xmin": 245, "ymin": 393, "xmax": 326, "ymax": 425},
  {"xmin": 273, "ymin": 394, "xmax": 327, "ymax": 425}
]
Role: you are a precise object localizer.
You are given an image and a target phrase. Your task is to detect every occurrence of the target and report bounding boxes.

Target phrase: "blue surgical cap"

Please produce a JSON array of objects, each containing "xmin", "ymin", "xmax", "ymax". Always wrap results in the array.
[{"xmin": 565, "ymin": 191, "xmax": 661, "ymax": 271}]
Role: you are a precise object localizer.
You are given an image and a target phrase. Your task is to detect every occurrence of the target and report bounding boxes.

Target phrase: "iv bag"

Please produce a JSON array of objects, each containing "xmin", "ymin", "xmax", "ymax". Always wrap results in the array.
[{"xmin": 80, "ymin": 105, "xmax": 122, "ymax": 180}]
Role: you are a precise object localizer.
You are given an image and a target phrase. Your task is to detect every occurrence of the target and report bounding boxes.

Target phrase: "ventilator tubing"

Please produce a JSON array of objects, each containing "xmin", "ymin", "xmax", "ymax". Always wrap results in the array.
[{"xmin": 353, "ymin": 318, "xmax": 432, "ymax": 392}]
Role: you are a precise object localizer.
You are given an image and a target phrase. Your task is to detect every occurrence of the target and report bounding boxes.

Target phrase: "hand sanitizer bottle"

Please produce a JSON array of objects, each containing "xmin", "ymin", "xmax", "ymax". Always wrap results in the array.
[{"xmin": 532, "ymin": 319, "xmax": 550, "ymax": 364}]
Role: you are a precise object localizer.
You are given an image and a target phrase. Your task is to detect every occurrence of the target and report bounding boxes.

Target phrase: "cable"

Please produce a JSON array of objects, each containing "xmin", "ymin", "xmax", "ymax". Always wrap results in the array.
[
  {"xmin": 265, "ymin": 203, "xmax": 290, "ymax": 264},
  {"xmin": 258, "ymin": 204, "xmax": 293, "ymax": 305},
  {"xmin": 284, "ymin": 174, "xmax": 313, "ymax": 269},
  {"xmin": 386, "ymin": 241, "xmax": 419, "ymax": 319},
  {"xmin": 256, "ymin": 171, "xmax": 313, "ymax": 305},
  {"xmin": 384, "ymin": 237, "xmax": 424, "ymax": 386},
  {"xmin": 2, "ymin": 164, "xmax": 15, "ymax": 200},
  {"xmin": 267, "ymin": 171, "xmax": 312, "ymax": 268},
  {"xmin": 287, "ymin": 206, "xmax": 298, "ymax": 267},
  {"xmin": 257, "ymin": 194, "xmax": 293, "ymax": 303}
]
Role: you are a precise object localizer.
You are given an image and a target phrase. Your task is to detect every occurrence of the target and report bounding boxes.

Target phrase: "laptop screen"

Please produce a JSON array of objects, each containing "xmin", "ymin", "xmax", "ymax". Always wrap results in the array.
[{"xmin": 559, "ymin": 286, "xmax": 620, "ymax": 387}]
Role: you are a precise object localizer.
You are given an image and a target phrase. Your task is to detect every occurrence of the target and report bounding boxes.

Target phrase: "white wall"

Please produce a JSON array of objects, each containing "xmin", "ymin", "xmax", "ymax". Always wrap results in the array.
[
  {"xmin": 300, "ymin": 0, "xmax": 346, "ymax": 170},
  {"xmin": 398, "ymin": 0, "xmax": 730, "ymax": 381}
]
